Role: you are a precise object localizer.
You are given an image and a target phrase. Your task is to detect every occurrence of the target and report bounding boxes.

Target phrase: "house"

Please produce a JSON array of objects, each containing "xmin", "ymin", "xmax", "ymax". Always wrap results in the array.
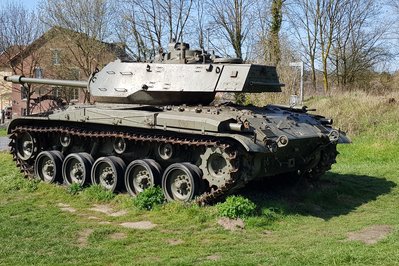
[
  {"xmin": 0, "ymin": 49, "xmax": 13, "ymax": 114},
  {"xmin": 3, "ymin": 27, "xmax": 128, "ymax": 117}
]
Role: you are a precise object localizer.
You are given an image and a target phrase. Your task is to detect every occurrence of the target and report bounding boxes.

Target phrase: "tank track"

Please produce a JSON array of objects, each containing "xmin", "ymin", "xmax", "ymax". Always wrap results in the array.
[
  {"xmin": 304, "ymin": 144, "xmax": 338, "ymax": 181},
  {"xmin": 9, "ymin": 125, "xmax": 246, "ymax": 204}
]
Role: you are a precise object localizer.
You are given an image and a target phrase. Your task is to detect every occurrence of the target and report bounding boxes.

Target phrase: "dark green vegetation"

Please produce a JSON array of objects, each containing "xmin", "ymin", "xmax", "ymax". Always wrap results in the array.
[
  {"xmin": 133, "ymin": 186, "xmax": 165, "ymax": 210},
  {"xmin": 1, "ymin": 93, "xmax": 399, "ymax": 265},
  {"xmin": 217, "ymin": 195, "xmax": 257, "ymax": 219}
]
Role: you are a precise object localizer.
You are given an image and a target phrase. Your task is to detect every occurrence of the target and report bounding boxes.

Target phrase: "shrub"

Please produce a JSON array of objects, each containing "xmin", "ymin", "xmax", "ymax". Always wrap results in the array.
[
  {"xmin": 67, "ymin": 183, "xmax": 83, "ymax": 195},
  {"xmin": 217, "ymin": 195, "xmax": 257, "ymax": 219},
  {"xmin": 24, "ymin": 178, "xmax": 39, "ymax": 192},
  {"xmin": 83, "ymin": 185, "xmax": 115, "ymax": 202},
  {"xmin": 261, "ymin": 207, "xmax": 280, "ymax": 221},
  {"xmin": 133, "ymin": 186, "xmax": 165, "ymax": 210}
]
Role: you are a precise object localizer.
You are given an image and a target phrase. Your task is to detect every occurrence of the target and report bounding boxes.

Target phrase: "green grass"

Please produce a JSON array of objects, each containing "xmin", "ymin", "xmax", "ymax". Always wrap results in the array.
[
  {"xmin": 0, "ymin": 128, "xmax": 7, "ymax": 137},
  {"xmin": 1, "ymin": 94, "xmax": 399, "ymax": 265}
]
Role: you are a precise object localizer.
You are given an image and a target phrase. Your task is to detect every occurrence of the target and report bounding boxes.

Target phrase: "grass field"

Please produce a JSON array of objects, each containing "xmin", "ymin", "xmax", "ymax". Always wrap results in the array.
[
  {"xmin": 0, "ymin": 92, "xmax": 398, "ymax": 265},
  {"xmin": 0, "ymin": 127, "xmax": 7, "ymax": 137}
]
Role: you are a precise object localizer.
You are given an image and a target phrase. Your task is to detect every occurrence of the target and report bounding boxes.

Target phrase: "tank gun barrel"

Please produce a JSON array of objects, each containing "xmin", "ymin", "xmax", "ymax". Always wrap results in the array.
[{"xmin": 4, "ymin": 75, "xmax": 87, "ymax": 88}]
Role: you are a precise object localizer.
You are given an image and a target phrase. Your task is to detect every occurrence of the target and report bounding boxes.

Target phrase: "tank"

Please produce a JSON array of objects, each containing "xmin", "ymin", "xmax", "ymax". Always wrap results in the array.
[{"xmin": 4, "ymin": 42, "xmax": 350, "ymax": 204}]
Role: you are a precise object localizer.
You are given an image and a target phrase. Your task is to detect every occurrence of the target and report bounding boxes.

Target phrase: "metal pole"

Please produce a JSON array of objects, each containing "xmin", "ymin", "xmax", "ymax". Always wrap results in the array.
[
  {"xmin": 207, "ymin": 28, "xmax": 210, "ymax": 52},
  {"xmin": 300, "ymin": 61, "xmax": 304, "ymax": 104},
  {"xmin": 289, "ymin": 61, "xmax": 304, "ymax": 105}
]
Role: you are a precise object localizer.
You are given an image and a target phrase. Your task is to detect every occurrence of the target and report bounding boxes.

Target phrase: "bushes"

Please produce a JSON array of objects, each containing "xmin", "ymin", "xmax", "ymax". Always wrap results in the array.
[
  {"xmin": 83, "ymin": 184, "xmax": 115, "ymax": 202},
  {"xmin": 66, "ymin": 182, "xmax": 83, "ymax": 195},
  {"xmin": 133, "ymin": 186, "xmax": 165, "ymax": 210},
  {"xmin": 217, "ymin": 195, "xmax": 257, "ymax": 219}
]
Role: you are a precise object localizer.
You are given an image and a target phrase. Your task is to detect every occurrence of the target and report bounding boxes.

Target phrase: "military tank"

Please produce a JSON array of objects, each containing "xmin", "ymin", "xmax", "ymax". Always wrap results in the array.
[{"xmin": 4, "ymin": 42, "xmax": 350, "ymax": 204}]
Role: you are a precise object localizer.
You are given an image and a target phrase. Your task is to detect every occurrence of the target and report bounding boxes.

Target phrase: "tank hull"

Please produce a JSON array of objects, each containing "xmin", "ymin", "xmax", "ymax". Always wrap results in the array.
[{"xmin": 7, "ymin": 103, "xmax": 346, "ymax": 203}]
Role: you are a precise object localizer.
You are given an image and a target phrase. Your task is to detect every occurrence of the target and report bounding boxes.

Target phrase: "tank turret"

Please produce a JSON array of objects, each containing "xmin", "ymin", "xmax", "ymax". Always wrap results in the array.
[{"xmin": 5, "ymin": 42, "xmax": 283, "ymax": 105}]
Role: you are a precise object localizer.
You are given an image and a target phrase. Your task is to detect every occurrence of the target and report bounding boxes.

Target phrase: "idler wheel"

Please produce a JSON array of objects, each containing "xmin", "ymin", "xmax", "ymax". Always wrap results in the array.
[
  {"xmin": 62, "ymin": 153, "xmax": 94, "ymax": 186},
  {"xmin": 34, "ymin": 150, "xmax": 64, "ymax": 183},
  {"xmin": 124, "ymin": 159, "xmax": 162, "ymax": 196},
  {"xmin": 91, "ymin": 156, "xmax": 126, "ymax": 192},
  {"xmin": 162, "ymin": 163, "xmax": 201, "ymax": 202},
  {"xmin": 16, "ymin": 131, "xmax": 37, "ymax": 161}
]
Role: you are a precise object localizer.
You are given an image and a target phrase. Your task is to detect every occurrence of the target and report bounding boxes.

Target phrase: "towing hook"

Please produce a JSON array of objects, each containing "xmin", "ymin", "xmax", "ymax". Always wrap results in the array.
[
  {"xmin": 277, "ymin": 135, "xmax": 289, "ymax": 147},
  {"xmin": 328, "ymin": 130, "xmax": 339, "ymax": 142}
]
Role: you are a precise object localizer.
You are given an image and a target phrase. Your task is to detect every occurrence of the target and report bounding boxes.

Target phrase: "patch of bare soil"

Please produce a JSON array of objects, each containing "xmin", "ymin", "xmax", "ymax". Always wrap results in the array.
[
  {"xmin": 77, "ymin": 229, "xmax": 93, "ymax": 247},
  {"xmin": 120, "ymin": 221, "xmax": 156, "ymax": 230},
  {"xmin": 87, "ymin": 216, "xmax": 100, "ymax": 220},
  {"xmin": 347, "ymin": 225, "xmax": 393, "ymax": 244},
  {"xmin": 217, "ymin": 217, "xmax": 245, "ymax": 231},
  {"xmin": 206, "ymin": 255, "xmax": 221, "ymax": 261},
  {"xmin": 57, "ymin": 203, "xmax": 76, "ymax": 213},
  {"xmin": 262, "ymin": 230, "xmax": 273, "ymax": 236},
  {"xmin": 89, "ymin": 204, "xmax": 127, "ymax": 217},
  {"xmin": 167, "ymin": 239, "xmax": 184, "ymax": 246},
  {"xmin": 109, "ymin": 232, "xmax": 127, "ymax": 240}
]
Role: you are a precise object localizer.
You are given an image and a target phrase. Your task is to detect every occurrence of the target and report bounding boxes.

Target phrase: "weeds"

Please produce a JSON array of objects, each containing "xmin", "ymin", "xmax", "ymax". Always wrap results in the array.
[
  {"xmin": 217, "ymin": 195, "xmax": 257, "ymax": 219},
  {"xmin": 0, "ymin": 128, "xmax": 7, "ymax": 137},
  {"xmin": 0, "ymin": 171, "xmax": 38, "ymax": 193},
  {"xmin": 82, "ymin": 184, "xmax": 115, "ymax": 202},
  {"xmin": 133, "ymin": 186, "xmax": 165, "ymax": 210},
  {"xmin": 66, "ymin": 183, "xmax": 83, "ymax": 195}
]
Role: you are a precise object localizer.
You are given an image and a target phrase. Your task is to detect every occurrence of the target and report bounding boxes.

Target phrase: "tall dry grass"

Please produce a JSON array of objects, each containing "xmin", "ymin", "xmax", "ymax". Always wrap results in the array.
[
  {"xmin": 216, "ymin": 89, "xmax": 398, "ymax": 139},
  {"xmin": 305, "ymin": 91, "xmax": 399, "ymax": 138}
]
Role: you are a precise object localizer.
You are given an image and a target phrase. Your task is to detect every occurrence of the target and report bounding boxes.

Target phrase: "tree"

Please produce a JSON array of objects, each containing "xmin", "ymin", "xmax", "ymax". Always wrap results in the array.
[
  {"xmin": 330, "ymin": 0, "xmax": 390, "ymax": 88},
  {"xmin": 117, "ymin": 0, "xmax": 164, "ymax": 61},
  {"xmin": 0, "ymin": 1, "xmax": 44, "ymax": 115},
  {"xmin": 267, "ymin": 0, "xmax": 284, "ymax": 65},
  {"xmin": 287, "ymin": 0, "xmax": 320, "ymax": 91},
  {"xmin": 207, "ymin": 0, "xmax": 255, "ymax": 59},
  {"xmin": 116, "ymin": 0, "xmax": 194, "ymax": 62},
  {"xmin": 317, "ymin": 0, "xmax": 346, "ymax": 93}
]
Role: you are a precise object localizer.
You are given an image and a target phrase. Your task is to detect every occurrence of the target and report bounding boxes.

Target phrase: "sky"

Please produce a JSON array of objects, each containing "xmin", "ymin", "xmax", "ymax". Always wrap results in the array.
[{"xmin": 11, "ymin": 0, "xmax": 39, "ymax": 10}]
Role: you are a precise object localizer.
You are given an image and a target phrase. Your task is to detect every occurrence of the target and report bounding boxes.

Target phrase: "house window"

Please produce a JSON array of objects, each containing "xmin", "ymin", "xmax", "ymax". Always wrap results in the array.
[
  {"xmin": 52, "ymin": 86, "xmax": 62, "ymax": 98},
  {"xmin": 70, "ymin": 68, "xmax": 80, "ymax": 79},
  {"xmin": 21, "ymin": 85, "xmax": 28, "ymax": 100},
  {"xmin": 70, "ymin": 88, "xmax": 79, "ymax": 101},
  {"xmin": 37, "ymin": 87, "xmax": 48, "ymax": 95},
  {"xmin": 21, "ymin": 108, "xmax": 27, "ymax": 116},
  {"xmin": 52, "ymin": 49, "xmax": 61, "ymax": 65},
  {"xmin": 34, "ymin": 67, "xmax": 43, "ymax": 78}
]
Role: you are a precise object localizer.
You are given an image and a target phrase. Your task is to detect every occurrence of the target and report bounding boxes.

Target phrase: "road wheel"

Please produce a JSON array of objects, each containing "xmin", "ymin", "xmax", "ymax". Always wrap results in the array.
[
  {"xmin": 62, "ymin": 152, "xmax": 94, "ymax": 186},
  {"xmin": 34, "ymin": 150, "xmax": 64, "ymax": 183},
  {"xmin": 91, "ymin": 156, "xmax": 125, "ymax": 192},
  {"xmin": 162, "ymin": 163, "xmax": 201, "ymax": 202}
]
